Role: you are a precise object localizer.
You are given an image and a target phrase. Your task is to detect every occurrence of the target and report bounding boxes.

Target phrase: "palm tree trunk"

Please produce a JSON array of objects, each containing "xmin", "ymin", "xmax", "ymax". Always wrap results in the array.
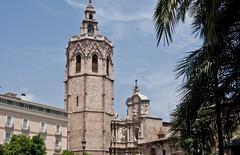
[
  {"xmin": 215, "ymin": 98, "xmax": 224, "ymax": 155},
  {"xmin": 214, "ymin": 69, "xmax": 224, "ymax": 155}
]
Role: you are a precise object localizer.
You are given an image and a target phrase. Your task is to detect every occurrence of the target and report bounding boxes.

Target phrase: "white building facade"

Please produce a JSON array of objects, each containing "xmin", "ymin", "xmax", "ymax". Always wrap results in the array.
[{"xmin": 0, "ymin": 93, "xmax": 68, "ymax": 155}]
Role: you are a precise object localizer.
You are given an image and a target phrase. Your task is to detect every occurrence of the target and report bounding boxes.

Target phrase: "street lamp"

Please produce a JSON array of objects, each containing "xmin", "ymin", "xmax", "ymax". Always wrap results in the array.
[{"xmin": 82, "ymin": 140, "xmax": 86, "ymax": 154}]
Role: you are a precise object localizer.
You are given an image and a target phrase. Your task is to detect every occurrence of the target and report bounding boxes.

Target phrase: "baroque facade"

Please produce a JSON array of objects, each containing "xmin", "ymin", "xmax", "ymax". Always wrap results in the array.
[{"xmin": 110, "ymin": 84, "xmax": 183, "ymax": 155}]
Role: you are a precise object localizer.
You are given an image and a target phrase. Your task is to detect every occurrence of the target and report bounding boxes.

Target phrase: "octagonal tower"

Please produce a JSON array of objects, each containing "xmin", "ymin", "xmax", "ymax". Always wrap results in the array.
[{"xmin": 64, "ymin": 1, "xmax": 114, "ymax": 154}]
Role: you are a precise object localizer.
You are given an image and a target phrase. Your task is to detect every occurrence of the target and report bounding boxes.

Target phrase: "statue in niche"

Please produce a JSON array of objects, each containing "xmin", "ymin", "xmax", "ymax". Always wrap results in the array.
[
  {"xmin": 140, "ymin": 104, "xmax": 144, "ymax": 115},
  {"xmin": 134, "ymin": 128, "xmax": 140, "ymax": 141},
  {"xmin": 122, "ymin": 128, "xmax": 127, "ymax": 142},
  {"xmin": 119, "ymin": 128, "xmax": 127, "ymax": 142},
  {"xmin": 143, "ymin": 104, "xmax": 149, "ymax": 115},
  {"xmin": 133, "ymin": 104, "xmax": 138, "ymax": 117},
  {"xmin": 111, "ymin": 135, "xmax": 115, "ymax": 142}
]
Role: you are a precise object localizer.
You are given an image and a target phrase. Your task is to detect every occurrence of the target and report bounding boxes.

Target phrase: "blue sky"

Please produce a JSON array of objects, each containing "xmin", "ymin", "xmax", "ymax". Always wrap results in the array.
[{"xmin": 0, "ymin": 0, "xmax": 202, "ymax": 121}]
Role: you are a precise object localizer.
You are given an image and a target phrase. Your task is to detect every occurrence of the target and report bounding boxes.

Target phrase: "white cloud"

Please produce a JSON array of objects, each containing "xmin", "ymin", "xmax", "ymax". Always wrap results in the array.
[
  {"xmin": 64, "ymin": 0, "xmax": 153, "ymax": 22},
  {"xmin": 63, "ymin": 0, "xmax": 156, "ymax": 40},
  {"xmin": 64, "ymin": 0, "xmax": 85, "ymax": 9}
]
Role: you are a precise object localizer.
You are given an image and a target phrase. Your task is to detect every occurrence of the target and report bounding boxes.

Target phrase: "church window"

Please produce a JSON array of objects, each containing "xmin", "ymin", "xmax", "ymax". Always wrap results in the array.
[
  {"xmin": 92, "ymin": 54, "xmax": 98, "ymax": 73},
  {"xmin": 106, "ymin": 57, "xmax": 110, "ymax": 75},
  {"xmin": 76, "ymin": 55, "xmax": 81, "ymax": 73},
  {"xmin": 162, "ymin": 150, "xmax": 166, "ymax": 155},
  {"xmin": 151, "ymin": 148, "xmax": 156, "ymax": 155},
  {"xmin": 89, "ymin": 14, "xmax": 93, "ymax": 19},
  {"xmin": 87, "ymin": 24, "xmax": 94, "ymax": 35}
]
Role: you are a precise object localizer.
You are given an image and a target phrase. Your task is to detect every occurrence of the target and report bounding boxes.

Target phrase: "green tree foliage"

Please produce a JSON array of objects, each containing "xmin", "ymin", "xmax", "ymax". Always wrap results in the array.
[
  {"xmin": 0, "ymin": 145, "xmax": 4, "ymax": 155},
  {"xmin": 31, "ymin": 134, "xmax": 47, "ymax": 155},
  {"xmin": 61, "ymin": 150, "xmax": 90, "ymax": 155},
  {"xmin": 154, "ymin": 0, "xmax": 240, "ymax": 154},
  {"xmin": 1, "ymin": 134, "xmax": 46, "ymax": 155},
  {"xmin": 62, "ymin": 150, "xmax": 74, "ymax": 155}
]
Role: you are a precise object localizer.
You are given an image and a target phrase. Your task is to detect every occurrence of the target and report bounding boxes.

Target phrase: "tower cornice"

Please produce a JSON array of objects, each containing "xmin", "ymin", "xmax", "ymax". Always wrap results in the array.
[{"xmin": 69, "ymin": 34, "xmax": 114, "ymax": 48}]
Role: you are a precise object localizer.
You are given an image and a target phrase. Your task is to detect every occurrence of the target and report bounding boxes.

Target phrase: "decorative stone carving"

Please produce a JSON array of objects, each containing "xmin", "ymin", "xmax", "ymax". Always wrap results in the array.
[
  {"xmin": 143, "ymin": 104, "xmax": 149, "ymax": 115},
  {"xmin": 114, "ymin": 113, "xmax": 119, "ymax": 120},
  {"xmin": 133, "ymin": 105, "xmax": 137, "ymax": 116},
  {"xmin": 119, "ymin": 128, "xmax": 127, "ymax": 142},
  {"xmin": 134, "ymin": 127, "xmax": 140, "ymax": 141}
]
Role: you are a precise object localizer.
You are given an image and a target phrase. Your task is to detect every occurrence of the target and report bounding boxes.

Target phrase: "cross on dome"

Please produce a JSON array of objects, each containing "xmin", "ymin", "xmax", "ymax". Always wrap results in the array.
[
  {"xmin": 135, "ymin": 79, "xmax": 138, "ymax": 88},
  {"xmin": 133, "ymin": 79, "xmax": 140, "ymax": 94}
]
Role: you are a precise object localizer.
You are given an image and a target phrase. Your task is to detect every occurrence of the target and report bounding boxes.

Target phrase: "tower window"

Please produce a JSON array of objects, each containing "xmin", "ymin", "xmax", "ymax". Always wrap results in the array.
[
  {"xmin": 106, "ymin": 57, "xmax": 110, "ymax": 75},
  {"xmin": 89, "ymin": 14, "xmax": 93, "ymax": 19},
  {"xmin": 87, "ymin": 24, "xmax": 94, "ymax": 35},
  {"xmin": 92, "ymin": 54, "xmax": 98, "ymax": 73},
  {"xmin": 76, "ymin": 96, "xmax": 79, "ymax": 107},
  {"xmin": 76, "ymin": 55, "xmax": 81, "ymax": 73}
]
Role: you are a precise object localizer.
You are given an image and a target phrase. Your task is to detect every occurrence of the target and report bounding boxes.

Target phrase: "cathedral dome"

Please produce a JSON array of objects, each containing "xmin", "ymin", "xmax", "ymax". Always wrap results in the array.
[{"xmin": 138, "ymin": 93, "xmax": 149, "ymax": 100}]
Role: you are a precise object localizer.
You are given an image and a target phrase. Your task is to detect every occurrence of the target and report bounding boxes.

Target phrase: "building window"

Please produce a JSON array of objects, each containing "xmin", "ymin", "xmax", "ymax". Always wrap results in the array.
[
  {"xmin": 56, "ymin": 124, "xmax": 61, "ymax": 135},
  {"xmin": 5, "ymin": 131, "xmax": 11, "ymax": 142},
  {"xmin": 76, "ymin": 55, "xmax": 81, "ymax": 73},
  {"xmin": 55, "ymin": 137, "xmax": 61, "ymax": 152},
  {"xmin": 22, "ymin": 119, "xmax": 29, "ymax": 130},
  {"xmin": 55, "ymin": 138, "xmax": 61, "ymax": 147},
  {"xmin": 87, "ymin": 24, "xmax": 94, "ymax": 35},
  {"xmin": 92, "ymin": 54, "xmax": 98, "ymax": 73},
  {"xmin": 106, "ymin": 57, "xmax": 110, "ymax": 75},
  {"xmin": 6, "ymin": 115, "xmax": 13, "ymax": 128},
  {"xmin": 40, "ymin": 122, "xmax": 46, "ymax": 133}
]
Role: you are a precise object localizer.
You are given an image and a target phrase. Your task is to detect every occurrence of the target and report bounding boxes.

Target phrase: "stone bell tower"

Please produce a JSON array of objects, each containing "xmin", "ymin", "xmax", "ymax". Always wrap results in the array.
[{"xmin": 64, "ymin": 1, "xmax": 114, "ymax": 154}]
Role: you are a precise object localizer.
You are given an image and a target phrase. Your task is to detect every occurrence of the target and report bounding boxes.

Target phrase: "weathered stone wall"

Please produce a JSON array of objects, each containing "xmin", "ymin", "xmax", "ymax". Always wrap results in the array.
[
  {"xmin": 66, "ymin": 38, "xmax": 114, "ymax": 155},
  {"xmin": 144, "ymin": 118, "xmax": 162, "ymax": 142}
]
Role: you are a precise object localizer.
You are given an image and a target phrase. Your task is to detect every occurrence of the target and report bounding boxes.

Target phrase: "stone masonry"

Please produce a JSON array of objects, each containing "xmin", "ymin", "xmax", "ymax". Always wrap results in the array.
[{"xmin": 64, "ymin": 1, "xmax": 114, "ymax": 155}]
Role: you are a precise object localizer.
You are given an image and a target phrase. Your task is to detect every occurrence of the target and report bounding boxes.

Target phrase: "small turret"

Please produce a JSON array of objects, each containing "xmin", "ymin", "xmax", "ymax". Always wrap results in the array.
[{"xmin": 80, "ymin": 0, "xmax": 99, "ymax": 36}]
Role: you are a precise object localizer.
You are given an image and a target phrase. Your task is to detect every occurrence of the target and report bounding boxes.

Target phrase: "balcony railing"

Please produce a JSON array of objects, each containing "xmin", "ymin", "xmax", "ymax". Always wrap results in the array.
[
  {"xmin": 39, "ymin": 128, "xmax": 47, "ymax": 134},
  {"xmin": 54, "ymin": 145, "xmax": 61, "ymax": 152},
  {"xmin": 21, "ymin": 125, "xmax": 30, "ymax": 131},
  {"xmin": 55, "ymin": 130, "xmax": 62, "ymax": 136},
  {"xmin": 4, "ymin": 138, "xmax": 10, "ymax": 143},
  {"xmin": 5, "ymin": 123, "xmax": 14, "ymax": 129}
]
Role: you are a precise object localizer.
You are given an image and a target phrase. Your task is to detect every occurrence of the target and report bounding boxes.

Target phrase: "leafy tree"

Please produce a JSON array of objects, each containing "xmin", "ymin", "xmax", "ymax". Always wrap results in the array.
[
  {"xmin": 62, "ymin": 150, "xmax": 74, "ymax": 155},
  {"xmin": 0, "ymin": 145, "xmax": 4, "ymax": 155},
  {"xmin": 1, "ymin": 134, "xmax": 46, "ymax": 155},
  {"xmin": 154, "ymin": 0, "xmax": 240, "ymax": 155},
  {"xmin": 62, "ymin": 150, "xmax": 90, "ymax": 155},
  {"xmin": 31, "ymin": 134, "xmax": 46, "ymax": 155}
]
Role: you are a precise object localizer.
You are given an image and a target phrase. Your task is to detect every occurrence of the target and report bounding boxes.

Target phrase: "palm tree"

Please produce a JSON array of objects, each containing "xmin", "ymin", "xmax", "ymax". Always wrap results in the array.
[{"xmin": 154, "ymin": 0, "xmax": 240, "ymax": 154}]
